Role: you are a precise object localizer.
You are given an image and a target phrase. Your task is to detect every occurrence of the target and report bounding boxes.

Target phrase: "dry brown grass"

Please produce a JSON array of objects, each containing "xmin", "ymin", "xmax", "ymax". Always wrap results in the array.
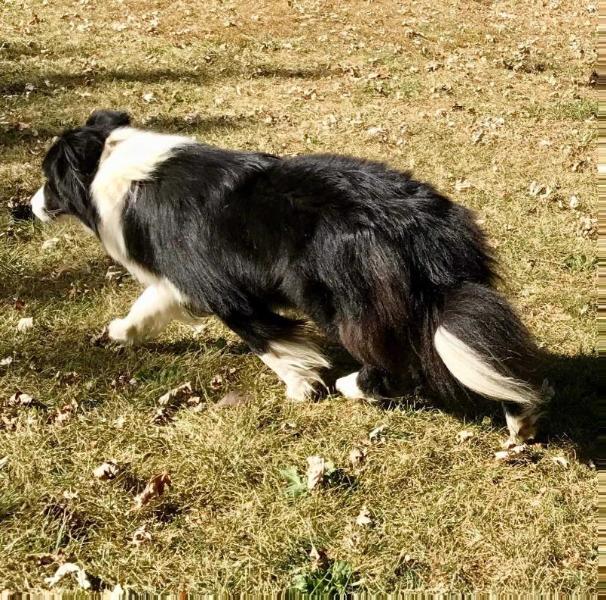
[{"xmin": 0, "ymin": 0, "xmax": 597, "ymax": 594}]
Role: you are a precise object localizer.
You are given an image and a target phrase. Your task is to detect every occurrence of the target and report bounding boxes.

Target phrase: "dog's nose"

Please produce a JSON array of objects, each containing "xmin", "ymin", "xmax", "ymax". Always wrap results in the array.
[{"xmin": 30, "ymin": 185, "xmax": 51, "ymax": 222}]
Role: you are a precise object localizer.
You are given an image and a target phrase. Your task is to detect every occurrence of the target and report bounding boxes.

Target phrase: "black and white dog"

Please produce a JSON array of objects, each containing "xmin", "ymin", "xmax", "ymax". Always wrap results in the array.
[{"xmin": 31, "ymin": 110, "xmax": 544, "ymax": 442}]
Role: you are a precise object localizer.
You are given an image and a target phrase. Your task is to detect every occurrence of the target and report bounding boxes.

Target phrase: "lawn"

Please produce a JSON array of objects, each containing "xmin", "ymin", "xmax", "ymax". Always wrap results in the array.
[{"xmin": 0, "ymin": 0, "xmax": 597, "ymax": 594}]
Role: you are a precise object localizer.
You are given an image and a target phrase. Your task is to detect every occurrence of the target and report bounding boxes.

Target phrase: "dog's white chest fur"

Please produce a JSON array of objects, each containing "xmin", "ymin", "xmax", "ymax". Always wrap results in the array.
[{"xmin": 90, "ymin": 127, "xmax": 191, "ymax": 287}]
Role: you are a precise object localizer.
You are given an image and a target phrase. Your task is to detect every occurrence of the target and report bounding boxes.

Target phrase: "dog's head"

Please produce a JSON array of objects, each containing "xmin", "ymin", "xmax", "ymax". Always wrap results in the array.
[{"xmin": 31, "ymin": 109, "xmax": 131, "ymax": 232}]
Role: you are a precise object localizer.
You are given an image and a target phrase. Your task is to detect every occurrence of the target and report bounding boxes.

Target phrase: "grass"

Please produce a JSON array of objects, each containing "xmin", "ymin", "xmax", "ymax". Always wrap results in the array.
[{"xmin": 0, "ymin": 0, "xmax": 597, "ymax": 594}]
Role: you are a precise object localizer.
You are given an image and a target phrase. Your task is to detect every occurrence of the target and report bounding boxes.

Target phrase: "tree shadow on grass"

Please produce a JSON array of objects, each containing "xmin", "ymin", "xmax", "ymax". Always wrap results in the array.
[
  {"xmin": 0, "ymin": 255, "xmax": 109, "ymax": 304},
  {"xmin": 0, "ymin": 63, "xmax": 332, "ymax": 97},
  {"xmin": 142, "ymin": 113, "xmax": 255, "ymax": 136},
  {"xmin": 0, "ymin": 67, "xmax": 228, "ymax": 96},
  {"xmin": 1, "ymin": 113, "xmax": 256, "ymax": 151},
  {"xmin": 0, "ymin": 61, "xmax": 332, "ymax": 151}
]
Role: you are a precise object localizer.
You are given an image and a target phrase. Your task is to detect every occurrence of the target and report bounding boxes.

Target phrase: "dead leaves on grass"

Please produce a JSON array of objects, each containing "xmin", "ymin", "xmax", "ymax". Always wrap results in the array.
[
  {"xmin": 456, "ymin": 430, "xmax": 474, "ymax": 444},
  {"xmin": 355, "ymin": 505, "xmax": 373, "ymax": 527},
  {"xmin": 8, "ymin": 390, "xmax": 36, "ymax": 407},
  {"xmin": 2, "ymin": 390, "xmax": 46, "ymax": 430},
  {"xmin": 51, "ymin": 399, "xmax": 78, "ymax": 426},
  {"xmin": 214, "ymin": 391, "xmax": 252, "ymax": 409},
  {"xmin": 93, "ymin": 461, "xmax": 173, "ymax": 513},
  {"xmin": 153, "ymin": 377, "xmax": 250, "ymax": 423},
  {"xmin": 152, "ymin": 382, "xmax": 203, "ymax": 424},
  {"xmin": 282, "ymin": 450, "xmax": 362, "ymax": 497},
  {"xmin": 551, "ymin": 455, "xmax": 570, "ymax": 469},
  {"xmin": 348, "ymin": 446, "xmax": 367, "ymax": 469},
  {"xmin": 131, "ymin": 524, "xmax": 152, "ymax": 546},
  {"xmin": 494, "ymin": 443, "xmax": 544, "ymax": 465},
  {"xmin": 45, "ymin": 562, "xmax": 91, "ymax": 590},
  {"xmin": 281, "ymin": 457, "xmax": 339, "ymax": 497},
  {"xmin": 306, "ymin": 455, "xmax": 336, "ymax": 490},
  {"xmin": 133, "ymin": 471, "xmax": 172, "ymax": 510},
  {"xmin": 93, "ymin": 460, "xmax": 120, "ymax": 481}
]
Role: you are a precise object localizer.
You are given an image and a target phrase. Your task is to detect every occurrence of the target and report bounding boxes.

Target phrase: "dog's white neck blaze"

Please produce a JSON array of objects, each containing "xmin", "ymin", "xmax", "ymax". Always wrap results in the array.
[{"xmin": 90, "ymin": 127, "xmax": 192, "ymax": 287}]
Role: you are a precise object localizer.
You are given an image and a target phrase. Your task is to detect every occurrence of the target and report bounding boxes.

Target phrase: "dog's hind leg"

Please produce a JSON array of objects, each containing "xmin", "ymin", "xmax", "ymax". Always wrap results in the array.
[
  {"xmin": 335, "ymin": 365, "xmax": 402, "ymax": 400},
  {"xmin": 219, "ymin": 308, "xmax": 330, "ymax": 402},
  {"xmin": 334, "ymin": 318, "xmax": 414, "ymax": 401}
]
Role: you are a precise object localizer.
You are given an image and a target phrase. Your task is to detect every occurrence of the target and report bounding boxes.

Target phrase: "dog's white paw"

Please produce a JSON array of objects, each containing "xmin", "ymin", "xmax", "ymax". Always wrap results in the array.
[
  {"xmin": 335, "ymin": 372, "xmax": 366, "ymax": 400},
  {"xmin": 107, "ymin": 318, "xmax": 138, "ymax": 345},
  {"xmin": 285, "ymin": 378, "xmax": 316, "ymax": 402}
]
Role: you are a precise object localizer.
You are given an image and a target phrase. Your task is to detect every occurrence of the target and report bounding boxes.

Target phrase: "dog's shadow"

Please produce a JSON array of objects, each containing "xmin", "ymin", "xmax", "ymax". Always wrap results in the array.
[{"xmin": 323, "ymin": 343, "xmax": 598, "ymax": 461}]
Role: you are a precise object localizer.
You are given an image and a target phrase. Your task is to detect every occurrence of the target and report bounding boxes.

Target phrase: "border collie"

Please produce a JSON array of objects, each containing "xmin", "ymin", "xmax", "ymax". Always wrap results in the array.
[{"xmin": 31, "ymin": 110, "xmax": 544, "ymax": 443}]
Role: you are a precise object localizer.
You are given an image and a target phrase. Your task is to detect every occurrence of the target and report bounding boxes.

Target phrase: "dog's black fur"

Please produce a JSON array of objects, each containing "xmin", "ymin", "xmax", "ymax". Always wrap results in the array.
[{"xmin": 34, "ymin": 110, "xmax": 543, "ymax": 434}]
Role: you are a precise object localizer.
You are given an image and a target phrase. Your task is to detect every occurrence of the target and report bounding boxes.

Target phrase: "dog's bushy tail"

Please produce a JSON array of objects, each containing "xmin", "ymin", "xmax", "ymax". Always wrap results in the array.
[{"xmin": 423, "ymin": 283, "xmax": 543, "ymax": 438}]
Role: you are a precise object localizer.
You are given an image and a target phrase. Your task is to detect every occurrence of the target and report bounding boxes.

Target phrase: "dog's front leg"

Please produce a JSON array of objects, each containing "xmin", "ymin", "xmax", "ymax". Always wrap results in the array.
[{"xmin": 107, "ymin": 283, "xmax": 184, "ymax": 344}]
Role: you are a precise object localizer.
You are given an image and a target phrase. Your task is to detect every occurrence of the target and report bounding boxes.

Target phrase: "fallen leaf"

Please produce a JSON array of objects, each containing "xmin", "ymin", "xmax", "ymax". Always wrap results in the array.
[
  {"xmin": 52, "ymin": 400, "xmax": 78, "ymax": 426},
  {"xmin": 158, "ymin": 382, "xmax": 193, "ymax": 407},
  {"xmin": 494, "ymin": 450, "xmax": 511, "ymax": 460},
  {"xmin": 41, "ymin": 237, "xmax": 60, "ymax": 251},
  {"xmin": 153, "ymin": 382, "xmax": 200, "ymax": 423},
  {"xmin": 133, "ymin": 471, "xmax": 172, "ymax": 509},
  {"xmin": 131, "ymin": 524, "xmax": 152, "ymax": 546},
  {"xmin": 368, "ymin": 424, "xmax": 387, "ymax": 443},
  {"xmin": 577, "ymin": 215, "xmax": 597, "ymax": 238},
  {"xmin": 56, "ymin": 371, "xmax": 80, "ymax": 385},
  {"xmin": 0, "ymin": 357, "xmax": 13, "ymax": 367},
  {"xmin": 348, "ymin": 446, "xmax": 367, "ymax": 468},
  {"xmin": 425, "ymin": 60, "xmax": 442, "ymax": 71},
  {"xmin": 45, "ymin": 563, "xmax": 91, "ymax": 589},
  {"xmin": 214, "ymin": 391, "xmax": 251, "ymax": 409},
  {"xmin": 142, "ymin": 92, "xmax": 155, "ymax": 103},
  {"xmin": 110, "ymin": 373, "xmax": 137, "ymax": 388},
  {"xmin": 454, "ymin": 179, "xmax": 472, "ymax": 192},
  {"xmin": 90, "ymin": 327, "xmax": 110, "ymax": 347},
  {"xmin": 366, "ymin": 126, "xmax": 385, "ymax": 137},
  {"xmin": 280, "ymin": 421, "xmax": 299, "ymax": 435},
  {"xmin": 494, "ymin": 443, "xmax": 543, "ymax": 464},
  {"xmin": 309, "ymin": 544, "xmax": 329, "ymax": 571},
  {"xmin": 113, "ymin": 416, "xmax": 126, "ymax": 429},
  {"xmin": 16, "ymin": 317, "xmax": 34, "ymax": 332},
  {"xmin": 0, "ymin": 456, "xmax": 8, "ymax": 470},
  {"xmin": 551, "ymin": 456, "xmax": 569, "ymax": 469},
  {"xmin": 528, "ymin": 181, "xmax": 548, "ymax": 197},
  {"xmin": 456, "ymin": 430, "xmax": 474, "ymax": 443},
  {"xmin": 62, "ymin": 490, "xmax": 79, "ymax": 500},
  {"xmin": 355, "ymin": 505, "xmax": 373, "ymax": 527},
  {"xmin": 8, "ymin": 390, "xmax": 35, "ymax": 407},
  {"xmin": 93, "ymin": 461, "xmax": 120, "ymax": 480},
  {"xmin": 306, "ymin": 455, "xmax": 327, "ymax": 490},
  {"xmin": 105, "ymin": 265, "xmax": 127, "ymax": 282},
  {"xmin": 471, "ymin": 129, "xmax": 484, "ymax": 144},
  {"xmin": 209, "ymin": 374, "xmax": 224, "ymax": 390}
]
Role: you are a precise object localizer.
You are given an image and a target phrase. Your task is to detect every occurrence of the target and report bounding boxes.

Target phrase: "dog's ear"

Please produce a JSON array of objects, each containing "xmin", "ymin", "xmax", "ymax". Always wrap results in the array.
[{"xmin": 85, "ymin": 109, "xmax": 131, "ymax": 131}]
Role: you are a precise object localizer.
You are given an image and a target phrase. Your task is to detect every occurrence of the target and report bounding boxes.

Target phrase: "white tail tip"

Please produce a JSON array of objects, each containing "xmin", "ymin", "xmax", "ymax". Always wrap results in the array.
[{"xmin": 433, "ymin": 326, "xmax": 540, "ymax": 405}]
